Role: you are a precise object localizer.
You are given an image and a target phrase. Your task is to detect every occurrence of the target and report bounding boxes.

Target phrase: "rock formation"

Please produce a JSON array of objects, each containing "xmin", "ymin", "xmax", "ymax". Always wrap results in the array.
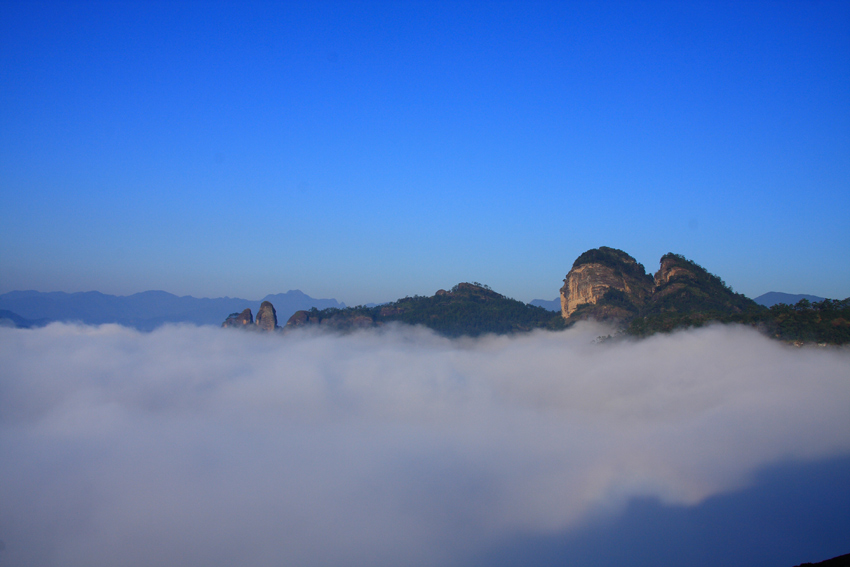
[
  {"xmin": 654, "ymin": 253, "xmax": 696, "ymax": 287},
  {"xmin": 221, "ymin": 302, "xmax": 278, "ymax": 331},
  {"xmin": 222, "ymin": 308, "xmax": 253, "ymax": 328},
  {"xmin": 560, "ymin": 247, "xmax": 654, "ymax": 319},
  {"xmin": 559, "ymin": 248, "xmax": 762, "ymax": 327},
  {"xmin": 255, "ymin": 301, "xmax": 278, "ymax": 331},
  {"xmin": 645, "ymin": 253, "xmax": 757, "ymax": 316}
]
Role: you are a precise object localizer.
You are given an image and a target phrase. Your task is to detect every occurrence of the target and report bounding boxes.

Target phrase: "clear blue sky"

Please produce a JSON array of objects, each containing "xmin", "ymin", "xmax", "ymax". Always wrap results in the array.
[{"xmin": 1, "ymin": 0, "xmax": 848, "ymax": 305}]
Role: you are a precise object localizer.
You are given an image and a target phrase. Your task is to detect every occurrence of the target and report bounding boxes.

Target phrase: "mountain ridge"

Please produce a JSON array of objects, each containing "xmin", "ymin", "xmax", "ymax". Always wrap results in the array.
[
  {"xmin": 754, "ymin": 291, "xmax": 826, "ymax": 308},
  {"xmin": 257, "ymin": 247, "xmax": 848, "ymax": 343},
  {"xmin": 0, "ymin": 289, "xmax": 344, "ymax": 331},
  {"xmin": 4, "ymin": 249, "xmax": 847, "ymax": 342},
  {"xmin": 282, "ymin": 282, "xmax": 562, "ymax": 337},
  {"xmin": 529, "ymin": 298, "xmax": 561, "ymax": 312}
]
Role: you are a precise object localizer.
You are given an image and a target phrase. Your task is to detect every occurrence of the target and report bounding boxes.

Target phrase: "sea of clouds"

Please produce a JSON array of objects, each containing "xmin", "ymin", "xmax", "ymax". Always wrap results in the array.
[{"xmin": 1, "ymin": 321, "xmax": 849, "ymax": 566}]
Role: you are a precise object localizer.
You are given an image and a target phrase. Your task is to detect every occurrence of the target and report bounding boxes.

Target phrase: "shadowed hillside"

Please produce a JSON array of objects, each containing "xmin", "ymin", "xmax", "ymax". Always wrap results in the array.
[{"xmin": 284, "ymin": 282, "xmax": 564, "ymax": 337}]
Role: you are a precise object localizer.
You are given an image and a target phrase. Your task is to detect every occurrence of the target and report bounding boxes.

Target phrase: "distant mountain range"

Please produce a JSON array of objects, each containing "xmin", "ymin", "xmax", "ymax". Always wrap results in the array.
[
  {"xmin": 0, "ymin": 290, "xmax": 344, "ymax": 331},
  {"xmin": 0, "ymin": 309, "xmax": 48, "ymax": 329},
  {"xmin": 1, "ymin": 254, "xmax": 845, "ymax": 344},
  {"xmin": 529, "ymin": 298, "xmax": 561, "ymax": 312},
  {"xmin": 753, "ymin": 292, "xmax": 826, "ymax": 308}
]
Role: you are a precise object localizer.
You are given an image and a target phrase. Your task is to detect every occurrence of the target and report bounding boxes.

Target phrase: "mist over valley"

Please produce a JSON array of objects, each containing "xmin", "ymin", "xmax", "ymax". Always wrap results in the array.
[{"xmin": 1, "ymin": 321, "xmax": 849, "ymax": 566}]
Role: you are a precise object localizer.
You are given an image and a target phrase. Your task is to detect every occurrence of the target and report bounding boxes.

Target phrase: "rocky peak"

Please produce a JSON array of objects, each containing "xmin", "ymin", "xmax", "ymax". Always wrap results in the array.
[
  {"xmin": 255, "ymin": 301, "xmax": 278, "ymax": 331},
  {"xmin": 560, "ymin": 248, "xmax": 761, "ymax": 326},
  {"xmin": 654, "ymin": 253, "xmax": 697, "ymax": 287},
  {"xmin": 647, "ymin": 253, "xmax": 756, "ymax": 315},
  {"xmin": 560, "ymin": 247, "xmax": 653, "ymax": 318},
  {"xmin": 447, "ymin": 282, "xmax": 504, "ymax": 300},
  {"xmin": 222, "ymin": 308, "xmax": 253, "ymax": 328}
]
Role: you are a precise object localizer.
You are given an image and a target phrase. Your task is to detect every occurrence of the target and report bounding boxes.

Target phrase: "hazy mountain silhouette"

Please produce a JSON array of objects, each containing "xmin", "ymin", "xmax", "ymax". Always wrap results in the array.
[
  {"xmin": 0, "ymin": 290, "xmax": 344, "ymax": 331},
  {"xmin": 754, "ymin": 292, "xmax": 826, "ymax": 308},
  {"xmin": 0, "ymin": 309, "xmax": 48, "ymax": 328},
  {"xmin": 529, "ymin": 298, "xmax": 560, "ymax": 312}
]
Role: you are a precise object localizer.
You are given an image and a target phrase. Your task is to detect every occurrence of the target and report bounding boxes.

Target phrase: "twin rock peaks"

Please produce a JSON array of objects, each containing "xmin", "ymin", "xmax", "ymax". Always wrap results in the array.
[{"xmin": 222, "ymin": 300, "xmax": 278, "ymax": 331}]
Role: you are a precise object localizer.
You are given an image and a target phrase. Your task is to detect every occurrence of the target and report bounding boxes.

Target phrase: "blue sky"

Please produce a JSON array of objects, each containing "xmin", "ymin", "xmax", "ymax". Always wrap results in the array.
[{"xmin": 1, "ymin": 0, "xmax": 848, "ymax": 305}]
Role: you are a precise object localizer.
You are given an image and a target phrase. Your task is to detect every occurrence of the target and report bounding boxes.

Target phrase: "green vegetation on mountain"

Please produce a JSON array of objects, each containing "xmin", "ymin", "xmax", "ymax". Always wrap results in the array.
[
  {"xmin": 761, "ymin": 298, "xmax": 850, "ymax": 344},
  {"xmin": 220, "ymin": 247, "xmax": 847, "ymax": 344},
  {"xmin": 624, "ymin": 253, "xmax": 765, "ymax": 336},
  {"xmin": 286, "ymin": 282, "xmax": 564, "ymax": 337},
  {"xmin": 563, "ymin": 248, "xmax": 848, "ymax": 344},
  {"xmin": 648, "ymin": 253, "xmax": 755, "ymax": 313}
]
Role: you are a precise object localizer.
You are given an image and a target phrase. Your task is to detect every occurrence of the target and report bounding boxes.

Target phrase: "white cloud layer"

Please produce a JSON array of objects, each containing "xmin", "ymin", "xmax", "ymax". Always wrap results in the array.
[{"xmin": 1, "ymin": 322, "xmax": 849, "ymax": 566}]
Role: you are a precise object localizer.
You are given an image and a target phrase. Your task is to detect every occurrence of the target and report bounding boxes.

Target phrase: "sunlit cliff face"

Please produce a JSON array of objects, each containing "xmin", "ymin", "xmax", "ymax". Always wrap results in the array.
[
  {"xmin": 560, "ymin": 262, "xmax": 643, "ymax": 317},
  {"xmin": 1, "ymin": 322, "xmax": 849, "ymax": 567},
  {"xmin": 559, "ymin": 249, "xmax": 653, "ymax": 319}
]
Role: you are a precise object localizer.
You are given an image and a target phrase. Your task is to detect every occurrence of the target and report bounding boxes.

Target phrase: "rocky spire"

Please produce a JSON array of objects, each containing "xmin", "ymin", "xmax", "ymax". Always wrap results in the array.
[{"xmin": 255, "ymin": 301, "xmax": 278, "ymax": 331}]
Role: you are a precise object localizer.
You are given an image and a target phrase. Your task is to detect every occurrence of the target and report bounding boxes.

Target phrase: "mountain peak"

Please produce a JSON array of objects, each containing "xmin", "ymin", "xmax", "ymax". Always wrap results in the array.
[
  {"xmin": 753, "ymin": 292, "xmax": 826, "ymax": 307},
  {"xmin": 443, "ymin": 282, "xmax": 503, "ymax": 300},
  {"xmin": 560, "ymin": 247, "xmax": 654, "ymax": 319},
  {"xmin": 256, "ymin": 301, "xmax": 278, "ymax": 331},
  {"xmin": 560, "ymin": 248, "xmax": 761, "ymax": 330}
]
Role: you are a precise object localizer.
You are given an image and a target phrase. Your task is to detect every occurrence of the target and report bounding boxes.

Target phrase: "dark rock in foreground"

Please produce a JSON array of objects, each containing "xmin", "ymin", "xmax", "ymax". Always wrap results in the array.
[{"xmin": 794, "ymin": 552, "xmax": 850, "ymax": 567}]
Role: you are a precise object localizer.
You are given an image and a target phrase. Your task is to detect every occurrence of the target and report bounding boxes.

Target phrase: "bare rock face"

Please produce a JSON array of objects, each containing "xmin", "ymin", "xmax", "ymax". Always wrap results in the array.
[
  {"xmin": 560, "ymin": 247, "xmax": 654, "ymax": 319},
  {"xmin": 560, "ymin": 263, "xmax": 622, "ymax": 317},
  {"xmin": 560, "ymin": 249, "xmax": 761, "ymax": 325},
  {"xmin": 222, "ymin": 308, "xmax": 253, "ymax": 328},
  {"xmin": 255, "ymin": 301, "xmax": 278, "ymax": 331}
]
